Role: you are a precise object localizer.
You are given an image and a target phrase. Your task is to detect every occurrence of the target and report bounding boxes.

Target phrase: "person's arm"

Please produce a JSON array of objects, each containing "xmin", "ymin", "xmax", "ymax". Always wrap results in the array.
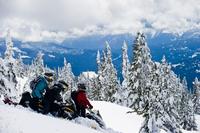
[
  {"xmin": 55, "ymin": 92, "xmax": 63, "ymax": 102},
  {"xmin": 32, "ymin": 87, "xmax": 42, "ymax": 99},
  {"xmin": 80, "ymin": 93, "xmax": 93, "ymax": 109},
  {"xmin": 32, "ymin": 79, "xmax": 47, "ymax": 99}
]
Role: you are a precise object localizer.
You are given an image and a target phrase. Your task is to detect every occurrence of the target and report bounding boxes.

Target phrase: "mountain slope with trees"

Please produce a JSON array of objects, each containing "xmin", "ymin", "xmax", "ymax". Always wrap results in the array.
[{"xmin": 0, "ymin": 31, "xmax": 200, "ymax": 133}]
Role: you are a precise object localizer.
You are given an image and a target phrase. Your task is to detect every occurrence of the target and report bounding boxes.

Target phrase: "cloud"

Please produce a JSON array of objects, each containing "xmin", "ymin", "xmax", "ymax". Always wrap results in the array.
[{"xmin": 0, "ymin": 0, "xmax": 199, "ymax": 42}]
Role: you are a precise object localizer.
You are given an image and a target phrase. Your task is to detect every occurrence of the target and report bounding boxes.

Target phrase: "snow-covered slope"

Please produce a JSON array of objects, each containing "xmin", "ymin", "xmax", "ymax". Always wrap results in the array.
[
  {"xmin": 0, "ymin": 101, "xmax": 200, "ymax": 133},
  {"xmin": 0, "ymin": 104, "xmax": 102, "ymax": 133},
  {"xmin": 92, "ymin": 101, "xmax": 143, "ymax": 133}
]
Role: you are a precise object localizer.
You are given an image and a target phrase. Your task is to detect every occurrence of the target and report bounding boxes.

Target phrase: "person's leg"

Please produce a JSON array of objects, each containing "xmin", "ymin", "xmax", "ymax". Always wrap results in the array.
[
  {"xmin": 80, "ymin": 106, "xmax": 86, "ymax": 117},
  {"xmin": 42, "ymin": 99, "xmax": 50, "ymax": 114},
  {"xmin": 50, "ymin": 103, "xmax": 60, "ymax": 116},
  {"xmin": 30, "ymin": 98, "xmax": 42, "ymax": 112},
  {"xmin": 76, "ymin": 104, "xmax": 81, "ymax": 116},
  {"xmin": 19, "ymin": 92, "xmax": 31, "ymax": 107}
]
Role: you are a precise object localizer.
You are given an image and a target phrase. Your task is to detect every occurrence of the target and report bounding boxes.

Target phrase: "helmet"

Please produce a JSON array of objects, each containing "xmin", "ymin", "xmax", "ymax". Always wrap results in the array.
[
  {"xmin": 78, "ymin": 83, "xmax": 86, "ymax": 91},
  {"xmin": 58, "ymin": 80, "xmax": 68, "ymax": 92},
  {"xmin": 44, "ymin": 72, "xmax": 54, "ymax": 82}
]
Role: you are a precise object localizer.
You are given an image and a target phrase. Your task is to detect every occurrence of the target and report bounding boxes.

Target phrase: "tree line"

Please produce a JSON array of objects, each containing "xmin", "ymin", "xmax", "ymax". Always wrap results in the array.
[{"xmin": 0, "ymin": 31, "xmax": 200, "ymax": 133}]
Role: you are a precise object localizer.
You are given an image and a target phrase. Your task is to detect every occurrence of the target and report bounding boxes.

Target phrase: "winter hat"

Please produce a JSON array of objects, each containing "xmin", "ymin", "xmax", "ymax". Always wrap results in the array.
[
  {"xmin": 78, "ymin": 83, "xmax": 86, "ymax": 91},
  {"xmin": 58, "ymin": 80, "xmax": 68, "ymax": 92}
]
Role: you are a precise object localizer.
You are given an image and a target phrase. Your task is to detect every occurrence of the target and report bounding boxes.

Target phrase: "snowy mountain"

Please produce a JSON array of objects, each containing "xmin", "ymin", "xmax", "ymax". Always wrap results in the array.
[
  {"xmin": 0, "ymin": 31, "xmax": 199, "ymax": 87},
  {"xmin": 1, "ymin": 101, "xmax": 200, "ymax": 133},
  {"xmin": 1, "ymin": 31, "xmax": 200, "ymax": 133}
]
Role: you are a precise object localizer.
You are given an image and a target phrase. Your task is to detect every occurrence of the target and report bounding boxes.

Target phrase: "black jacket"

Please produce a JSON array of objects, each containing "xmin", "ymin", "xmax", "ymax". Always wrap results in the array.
[
  {"xmin": 42, "ymin": 84, "xmax": 63, "ymax": 114},
  {"xmin": 44, "ymin": 84, "xmax": 63, "ymax": 103}
]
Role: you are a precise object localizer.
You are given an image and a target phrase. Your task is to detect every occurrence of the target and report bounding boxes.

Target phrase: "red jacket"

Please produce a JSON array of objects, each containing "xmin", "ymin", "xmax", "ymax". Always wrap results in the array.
[{"xmin": 76, "ymin": 90, "xmax": 93, "ymax": 109}]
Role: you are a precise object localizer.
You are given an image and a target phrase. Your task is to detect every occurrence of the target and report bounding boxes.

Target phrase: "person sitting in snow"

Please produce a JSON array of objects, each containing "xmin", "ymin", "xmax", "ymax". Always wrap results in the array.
[
  {"xmin": 73, "ymin": 83, "xmax": 93, "ymax": 117},
  {"xmin": 42, "ymin": 80, "xmax": 68, "ymax": 115},
  {"xmin": 30, "ymin": 72, "xmax": 54, "ymax": 112}
]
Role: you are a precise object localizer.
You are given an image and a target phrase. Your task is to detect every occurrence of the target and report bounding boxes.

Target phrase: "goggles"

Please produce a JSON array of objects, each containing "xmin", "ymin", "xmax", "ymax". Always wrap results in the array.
[{"xmin": 45, "ymin": 76, "xmax": 53, "ymax": 82}]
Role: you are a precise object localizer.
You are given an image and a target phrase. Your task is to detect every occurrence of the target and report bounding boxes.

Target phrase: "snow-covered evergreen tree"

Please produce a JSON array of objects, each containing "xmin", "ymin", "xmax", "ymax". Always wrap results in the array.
[
  {"xmin": 92, "ymin": 51, "xmax": 104, "ymax": 101},
  {"xmin": 193, "ymin": 77, "xmax": 200, "ymax": 114},
  {"xmin": 0, "ymin": 59, "xmax": 19, "ymax": 101},
  {"xmin": 0, "ymin": 58, "xmax": 7, "ymax": 98},
  {"xmin": 107, "ymin": 42, "xmax": 121, "ymax": 102},
  {"xmin": 127, "ymin": 37, "xmax": 183, "ymax": 132},
  {"xmin": 122, "ymin": 41, "xmax": 130, "ymax": 86},
  {"xmin": 32, "ymin": 51, "xmax": 45, "ymax": 76},
  {"xmin": 127, "ymin": 32, "xmax": 153, "ymax": 114},
  {"xmin": 15, "ymin": 54, "xmax": 25, "ymax": 77},
  {"xmin": 22, "ymin": 51, "xmax": 45, "ymax": 93},
  {"xmin": 158, "ymin": 56, "xmax": 182, "ymax": 129},
  {"xmin": 58, "ymin": 58, "xmax": 75, "ymax": 92},
  {"xmin": 179, "ymin": 77, "xmax": 197, "ymax": 131},
  {"xmin": 103, "ymin": 42, "xmax": 121, "ymax": 102},
  {"xmin": 5, "ymin": 62, "xmax": 18, "ymax": 100},
  {"xmin": 0, "ymin": 31, "xmax": 20, "ymax": 101},
  {"xmin": 96, "ymin": 50, "xmax": 101, "ymax": 73},
  {"xmin": 4, "ymin": 30, "xmax": 14, "ymax": 61},
  {"xmin": 139, "ymin": 63, "xmax": 161, "ymax": 133},
  {"xmin": 95, "ymin": 42, "xmax": 120, "ymax": 102},
  {"xmin": 117, "ymin": 41, "xmax": 130, "ymax": 106},
  {"xmin": 93, "ymin": 77, "xmax": 103, "ymax": 101},
  {"xmin": 140, "ymin": 62, "xmax": 182, "ymax": 133}
]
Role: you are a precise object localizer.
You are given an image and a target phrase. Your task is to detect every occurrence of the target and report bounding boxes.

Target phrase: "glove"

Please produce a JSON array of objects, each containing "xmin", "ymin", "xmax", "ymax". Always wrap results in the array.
[{"xmin": 89, "ymin": 105, "xmax": 93, "ymax": 109}]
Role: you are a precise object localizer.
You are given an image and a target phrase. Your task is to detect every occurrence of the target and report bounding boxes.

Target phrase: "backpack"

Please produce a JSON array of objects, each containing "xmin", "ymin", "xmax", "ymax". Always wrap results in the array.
[
  {"xmin": 71, "ymin": 90, "xmax": 78, "ymax": 103},
  {"xmin": 30, "ymin": 76, "xmax": 43, "ymax": 90}
]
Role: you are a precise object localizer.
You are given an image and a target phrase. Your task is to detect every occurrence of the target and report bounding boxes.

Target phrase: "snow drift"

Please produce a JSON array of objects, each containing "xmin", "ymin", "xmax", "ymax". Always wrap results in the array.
[{"xmin": 0, "ymin": 101, "xmax": 200, "ymax": 133}]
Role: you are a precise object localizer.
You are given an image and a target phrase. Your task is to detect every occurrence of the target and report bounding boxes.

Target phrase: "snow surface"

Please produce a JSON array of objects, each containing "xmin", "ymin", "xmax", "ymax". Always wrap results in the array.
[
  {"xmin": 172, "ymin": 63, "xmax": 184, "ymax": 68},
  {"xmin": 16, "ymin": 77, "xmax": 28, "ymax": 94},
  {"xmin": 0, "ymin": 104, "xmax": 102, "ymax": 133},
  {"xmin": 48, "ymin": 54, "xmax": 56, "ymax": 58},
  {"xmin": 0, "ymin": 101, "xmax": 200, "ymax": 133},
  {"xmin": 81, "ymin": 71, "xmax": 98, "ymax": 79},
  {"xmin": 196, "ymin": 70, "xmax": 200, "ymax": 73},
  {"xmin": 190, "ymin": 52, "xmax": 200, "ymax": 58}
]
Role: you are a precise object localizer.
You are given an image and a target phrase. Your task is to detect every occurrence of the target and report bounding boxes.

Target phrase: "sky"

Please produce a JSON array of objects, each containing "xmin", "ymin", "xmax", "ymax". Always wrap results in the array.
[{"xmin": 0, "ymin": 0, "xmax": 200, "ymax": 42}]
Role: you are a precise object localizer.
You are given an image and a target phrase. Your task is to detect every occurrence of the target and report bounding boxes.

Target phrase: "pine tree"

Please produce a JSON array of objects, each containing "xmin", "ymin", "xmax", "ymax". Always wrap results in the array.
[
  {"xmin": 179, "ymin": 77, "xmax": 197, "ymax": 131},
  {"xmin": 140, "ymin": 63, "xmax": 161, "ymax": 133},
  {"xmin": 96, "ymin": 50, "xmax": 101, "ymax": 73},
  {"xmin": 101, "ymin": 42, "xmax": 120, "ymax": 102},
  {"xmin": 4, "ymin": 30, "xmax": 14, "ymax": 61},
  {"xmin": 5, "ymin": 62, "xmax": 18, "ymax": 100},
  {"xmin": 93, "ymin": 76, "xmax": 103, "ymax": 101},
  {"xmin": 193, "ymin": 77, "xmax": 200, "ymax": 114},
  {"xmin": 23, "ymin": 51, "xmax": 45, "ymax": 92},
  {"xmin": 0, "ymin": 59, "xmax": 19, "ymax": 101},
  {"xmin": 140, "ymin": 62, "xmax": 182, "ymax": 133},
  {"xmin": 158, "ymin": 56, "xmax": 182, "ymax": 131},
  {"xmin": 0, "ymin": 30, "xmax": 20, "ymax": 101},
  {"xmin": 93, "ymin": 51, "xmax": 104, "ymax": 101},
  {"xmin": 95, "ymin": 42, "xmax": 120, "ymax": 102},
  {"xmin": 58, "ymin": 58, "xmax": 75, "ymax": 92},
  {"xmin": 0, "ymin": 58, "xmax": 7, "ymax": 98},
  {"xmin": 15, "ymin": 53, "xmax": 25, "ymax": 77},
  {"xmin": 118, "ymin": 41, "xmax": 130, "ymax": 106},
  {"xmin": 128, "ymin": 44, "xmax": 183, "ymax": 133},
  {"xmin": 122, "ymin": 41, "xmax": 130, "ymax": 86},
  {"xmin": 32, "ymin": 51, "xmax": 45, "ymax": 76},
  {"xmin": 127, "ymin": 32, "xmax": 153, "ymax": 114}
]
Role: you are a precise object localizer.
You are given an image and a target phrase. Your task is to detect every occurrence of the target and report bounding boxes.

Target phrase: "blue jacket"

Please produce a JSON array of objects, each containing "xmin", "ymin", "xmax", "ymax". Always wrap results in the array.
[{"xmin": 31, "ymin": 76, "xmax": 48, "ymax": 99}]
